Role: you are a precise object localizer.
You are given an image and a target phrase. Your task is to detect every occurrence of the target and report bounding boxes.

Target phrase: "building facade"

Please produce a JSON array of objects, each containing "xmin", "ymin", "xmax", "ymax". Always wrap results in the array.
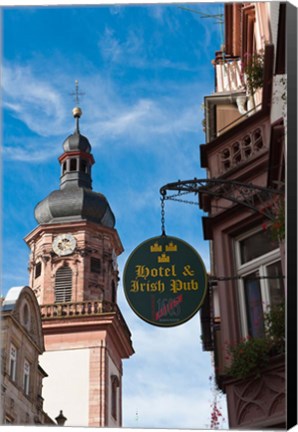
[
  {"xmin": 24, "ymin": 106, "xmax": 134, "ymax": 426},
  {"xmin": 1, "ymin": 286, "xmax": 54, "ymax": 425},
  {"xmin": 199, "ymin": 2, "xmax": 286, "ymax": 429}
]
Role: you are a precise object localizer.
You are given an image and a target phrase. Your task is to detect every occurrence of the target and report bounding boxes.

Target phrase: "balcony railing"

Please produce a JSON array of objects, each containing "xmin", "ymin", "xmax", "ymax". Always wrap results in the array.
[
  {"xmin": 218, "ymin": 125, "xmax": 265, "ymax": 174},
  {"xmin": 40, "ymin": 300, "xmax": 117, "ymax": 320},
  {"xmin": 215, "ymin": 58, "xmax": 244, "ymax": 93}
]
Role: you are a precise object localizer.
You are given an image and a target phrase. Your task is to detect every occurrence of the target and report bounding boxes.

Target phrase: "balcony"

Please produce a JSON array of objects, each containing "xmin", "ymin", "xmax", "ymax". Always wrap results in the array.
[
  {"xmin": 215, "ymin": 57, "xmax": 244, "ymax": 93},
  {"xmin": 201, "ymin": 120, "xmax": 269, "ymax": 180},
  {"xmin": 40, "ymin": 300, "xmax": 134, "ymax": 351},
  {"xmin": 219, "ymin": 126, "xmax": 264, "ymax": 174},
  {"xmin": 204, "ymin": 48, "xmax": 269, "ymax": 143},
  {"xmin": 40, "ymin": 300, "xmax": 117, "ymax": 320}
]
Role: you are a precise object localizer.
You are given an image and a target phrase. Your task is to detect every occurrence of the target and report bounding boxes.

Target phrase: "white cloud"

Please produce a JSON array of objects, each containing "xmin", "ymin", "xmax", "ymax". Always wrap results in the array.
[
  {"xmin": 3, "ymin": 141, "xmax": 58, "ymax": 162},
  {"xmin": 123, "ymin": 388, "xmax": 215, "ymax": 429},
  {"xmin": 2, "ymin": 62, "xmax": 206, "ymax": 163},
  {"xmin": 99, "ymin": 27, "xmax": 145, "ymax": 67},
  {"xmin": 99, "ymin": 28, "xmax": 122, "ymax": 63},
  {"xmin": 2, "ymin": 64, "xmax": 67, "ymax": 137},
  {"xmin": 98, "ymin": 98, "xmax": 155, "ymax": 137},
  {"xmin": 147, "ymin": 5, "xmax": 165, "ymax": 22},
  {"xmin": 98, "ymin": 22, "xmax": 195, "ymax": 72},
  {"xmin": 119, "ymin": 300, "xmax": 227, "ymax": 428}
]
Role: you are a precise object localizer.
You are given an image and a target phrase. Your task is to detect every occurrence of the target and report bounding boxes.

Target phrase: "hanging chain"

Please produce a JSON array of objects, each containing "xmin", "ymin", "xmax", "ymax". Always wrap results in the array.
[
  {"xmin": 160, "ymin": 191, "xmax": 166, "ymax": 236},
  {"xmin": 163, "ymin": 190, "xmax": 199, "ymax": 206}
]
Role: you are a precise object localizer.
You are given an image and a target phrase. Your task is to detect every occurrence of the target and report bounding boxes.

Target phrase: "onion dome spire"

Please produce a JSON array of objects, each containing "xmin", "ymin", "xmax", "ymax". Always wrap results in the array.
[
  {"xmin": 71, "ymin": 80, "xmax": 84, "ymax": 132},
  {"xmin": 72, "ymin": 105, "xmax": 82, "ymax": 133},
  {"xmin": 34, "ymin": 83, "xmax": 115, "ymax": 228}
]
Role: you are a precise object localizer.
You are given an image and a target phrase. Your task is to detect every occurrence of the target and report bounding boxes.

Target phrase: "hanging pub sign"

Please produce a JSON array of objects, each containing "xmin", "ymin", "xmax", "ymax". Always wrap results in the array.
[{"xmin": 123, "ymin": 235, "xmax": 207, "ymax": 327}]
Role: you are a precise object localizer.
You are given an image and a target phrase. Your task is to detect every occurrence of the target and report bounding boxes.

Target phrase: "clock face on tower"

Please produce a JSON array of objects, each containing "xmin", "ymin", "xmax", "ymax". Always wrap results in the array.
[{"xmin": 52, "ymin": 233, "xmax": 77, "ymax": 256}]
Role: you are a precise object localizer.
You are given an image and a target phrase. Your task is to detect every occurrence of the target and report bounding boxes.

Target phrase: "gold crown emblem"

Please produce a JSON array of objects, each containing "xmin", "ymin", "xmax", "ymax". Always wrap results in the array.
[
  {"xmin": 165, "ymin": 242, "xmax": 177, "ymax": 252},
  {"xmin": 158, "ymin": 253, "xmax": 170, "ymax": 263},
  {"xmin": 150, "ymin": 242, "xmax": 162, "ymax": 253}
]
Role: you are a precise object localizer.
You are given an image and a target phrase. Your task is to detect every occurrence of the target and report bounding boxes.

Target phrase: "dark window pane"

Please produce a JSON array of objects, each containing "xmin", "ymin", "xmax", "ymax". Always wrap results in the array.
[
  {"xmin": 111, "ymin": 375, "xmax": 119, "ymax": 420},
  {"xmin": 267, "ymin": 261, "xmax": 285, "ymax": 306},
  {"xmin": 35, "ymin": 262, "xmax": 42, "ymax": 278},
  {"xmin": 70, "ymin": 159, "xmax": 77, "ymax": 171},
  {"xmin": 80, "ymin": 160, "xmax": 87, "ymax": 173},
  {"xmin": 240, "ymin": 230, "xmax": 279, "ymax": 264},
  {"xmin": 23, "ymin": 304, "xmax": 29, "ymax": 326},
  {"xmin": 112, "ymin": 280, "xmax": 116, "ymax": 303},
  {"xmin": 91, "ymin": 257, "xmax": 101, "ymax": 274},
  {"xmin": 244, "ymin": 272, "xmax": 265, "ymax": 338}
]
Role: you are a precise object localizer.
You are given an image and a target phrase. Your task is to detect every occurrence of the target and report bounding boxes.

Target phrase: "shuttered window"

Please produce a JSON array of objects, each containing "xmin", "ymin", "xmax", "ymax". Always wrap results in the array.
[{"xmin": 55, "ymin": 266, "xmax": 72, "ymax": 303}]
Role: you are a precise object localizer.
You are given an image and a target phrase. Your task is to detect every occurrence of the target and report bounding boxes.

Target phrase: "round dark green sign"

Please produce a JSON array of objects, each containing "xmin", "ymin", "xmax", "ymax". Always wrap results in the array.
[{"xmin": 123, "ymin": 235, "xmax": 207, "ymax": 327}]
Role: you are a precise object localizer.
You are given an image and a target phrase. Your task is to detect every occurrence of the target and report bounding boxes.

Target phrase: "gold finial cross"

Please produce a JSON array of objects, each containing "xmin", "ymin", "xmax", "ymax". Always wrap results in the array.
[{"xmin": 70, "ymin": 80, "xmax": 85, "ymax": 106}]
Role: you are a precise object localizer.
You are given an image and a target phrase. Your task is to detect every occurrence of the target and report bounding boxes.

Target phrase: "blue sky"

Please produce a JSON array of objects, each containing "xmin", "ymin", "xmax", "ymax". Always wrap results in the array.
[{"xmin": 1, "ymin": 1, "xmax": 227, "ymax": 428}]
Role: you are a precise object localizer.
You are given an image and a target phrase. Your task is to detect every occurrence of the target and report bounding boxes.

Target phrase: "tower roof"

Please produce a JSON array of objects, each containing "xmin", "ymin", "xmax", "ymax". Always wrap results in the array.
[
  {"xmin": 34, "ymin": 96, "xmax": 115, "ymax": 228},
  {"xmin": 62, "ymin": 105, "xmax": 92, "ymax": 153},
  {"xmin": 35, "ymin": 187, "xmax": 115, "ymax": 227},
  {"xmin": 63, "ymin": 132, "xmax": 92, "ymax": 153}
]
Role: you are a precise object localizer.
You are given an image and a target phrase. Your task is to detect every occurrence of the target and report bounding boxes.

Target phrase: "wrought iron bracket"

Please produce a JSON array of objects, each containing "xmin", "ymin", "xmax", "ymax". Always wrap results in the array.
[{"xmin": 160, "ymin": 178, "xmax": 284, "ymax": 221}]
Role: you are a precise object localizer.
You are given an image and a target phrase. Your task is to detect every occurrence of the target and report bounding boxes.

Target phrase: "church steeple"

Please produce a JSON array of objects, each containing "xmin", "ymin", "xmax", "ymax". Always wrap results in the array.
[
  {"xmin": 34, "ymin": 101, "xmax": 115, "ymax": 227},
  {"xmin": 59, "ymin": 106, "xmax": 94, "ymax": 190},
  {"xmin": 73, "ymin": 106, "xmax": 82, "ymax": 133},
  {"xmin": 24, "ymin": 87, "xmax": 134, "ymax": 426}
]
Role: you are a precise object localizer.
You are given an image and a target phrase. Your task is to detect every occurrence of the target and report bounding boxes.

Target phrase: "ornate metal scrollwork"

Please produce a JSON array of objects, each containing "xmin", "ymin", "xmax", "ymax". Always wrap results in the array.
[{"xmin": 160, "ymin": 178, "xmax": 284, "ymax": 221}]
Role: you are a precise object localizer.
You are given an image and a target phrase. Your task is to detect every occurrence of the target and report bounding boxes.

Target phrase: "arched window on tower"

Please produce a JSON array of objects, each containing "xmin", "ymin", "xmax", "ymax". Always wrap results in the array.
[
  {"xmin": 111, "ymin": 375, "xmax": 120, "ymax": 420},
  {"xmin": 55, "ymin": 265, "xmax": 72, "ymax": 303},
  {"xmin": 62, "ymin": 161, "xmax": 67, "ymax": 174},
  {"xmin": 80, "ymin": 159, "xmax": 88, "ymax": 173},
  {"xmin": 70, "ymin": 158, "xmax": 77, "ymax": 171},
  {"xmin": 35, "ymin": 262, "xmax": 42, "ymax": 279}
]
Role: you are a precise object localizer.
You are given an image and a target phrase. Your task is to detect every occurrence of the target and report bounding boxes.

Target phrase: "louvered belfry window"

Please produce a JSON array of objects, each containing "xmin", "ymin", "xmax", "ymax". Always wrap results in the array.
[{"xmin": 55, "ymin": 265, "xmax": 72, "ymax": 303}]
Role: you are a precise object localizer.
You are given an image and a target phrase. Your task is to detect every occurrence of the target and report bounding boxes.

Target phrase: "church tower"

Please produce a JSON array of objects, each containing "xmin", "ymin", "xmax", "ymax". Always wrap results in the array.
[{"xmin": 24, "ymin": 103, "xmax": 134, "ymax": 427}]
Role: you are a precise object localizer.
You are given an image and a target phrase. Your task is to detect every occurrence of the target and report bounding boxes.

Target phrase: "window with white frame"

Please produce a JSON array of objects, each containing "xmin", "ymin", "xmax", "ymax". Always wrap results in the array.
[
  {"xmin": 235, "ymin": 228, "xmax": 284, "ymax": 338},
  {"xmin": 9, "ymin": 344, "xmax": 17, "ymax": 382},
  {"xmin": 23, "ymin": 360, "xmax": 30, "ymax": 395}
]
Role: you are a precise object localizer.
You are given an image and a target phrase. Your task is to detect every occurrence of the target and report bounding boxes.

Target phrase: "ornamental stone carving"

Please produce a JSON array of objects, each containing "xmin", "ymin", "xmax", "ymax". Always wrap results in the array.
[{"xmin": 225, "ymin": 356, "xmax": 285, "ymax": 428}]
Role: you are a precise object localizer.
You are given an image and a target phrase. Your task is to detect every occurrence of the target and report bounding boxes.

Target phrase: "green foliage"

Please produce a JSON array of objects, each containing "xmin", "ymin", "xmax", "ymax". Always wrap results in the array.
[
  {"xmin": 261, "ymin": 196, "xmax": 285, "ymax": 242},
  {"xmin": 226, "ymin": 337, "xmax": 270, "ymax": 379},
  {"xmin": 226, "ymin": 303, "xmax": 285, "ymax": 380},
  {"xmin": 272, "ymin": 198, "xmax": 285, "ymax": 241},
  {"xmin": 265, "ymin": 303, "xmax": 285, "ymax": 354},
  {"xmin": 244, "ymin": 53, "xmax": 264, "ymax": 95}
]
